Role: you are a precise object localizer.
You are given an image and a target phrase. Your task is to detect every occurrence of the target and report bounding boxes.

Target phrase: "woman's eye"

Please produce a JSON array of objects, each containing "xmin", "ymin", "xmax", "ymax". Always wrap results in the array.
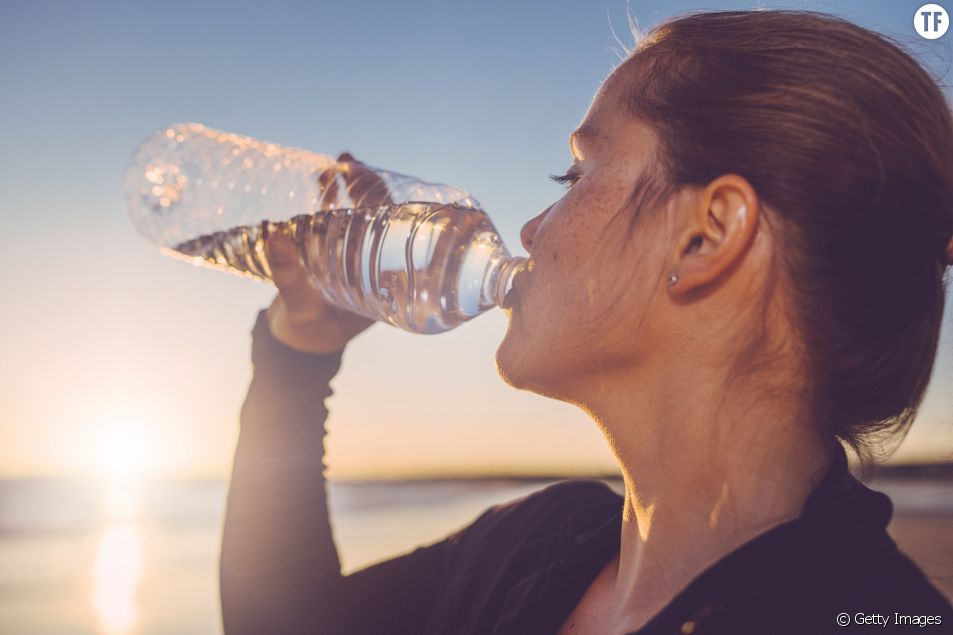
[{"xmin": 549, "ymin": 171, "xmax": 581, "ymax": 190}]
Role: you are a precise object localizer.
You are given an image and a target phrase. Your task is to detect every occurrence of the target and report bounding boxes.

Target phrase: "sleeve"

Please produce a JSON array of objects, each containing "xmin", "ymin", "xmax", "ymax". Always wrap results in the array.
[{"xmin": 219, "ymin": 309, "xmax": 449, "ymax": 635}]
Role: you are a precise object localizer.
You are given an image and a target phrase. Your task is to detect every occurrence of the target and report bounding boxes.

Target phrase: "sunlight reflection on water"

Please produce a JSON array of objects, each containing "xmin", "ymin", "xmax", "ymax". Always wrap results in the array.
[{"xmin": 90, "ymin": 480, "xmax": 144, "ymax": 635}]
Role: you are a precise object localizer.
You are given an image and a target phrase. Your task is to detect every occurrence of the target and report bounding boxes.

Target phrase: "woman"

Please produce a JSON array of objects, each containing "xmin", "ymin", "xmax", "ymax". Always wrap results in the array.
[{"xmin": 220, "ymin": 9, "xmax": 953, "ymax": 635}]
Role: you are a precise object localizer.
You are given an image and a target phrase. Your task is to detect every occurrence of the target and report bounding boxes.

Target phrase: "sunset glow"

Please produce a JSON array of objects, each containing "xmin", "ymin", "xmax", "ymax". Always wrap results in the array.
[{"xmin": 83, "ymin": 405, "xmax": 163, "ymax": 482}]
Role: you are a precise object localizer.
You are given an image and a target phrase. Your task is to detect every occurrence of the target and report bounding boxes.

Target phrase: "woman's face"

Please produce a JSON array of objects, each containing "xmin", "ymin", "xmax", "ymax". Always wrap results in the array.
[{"xmin": 496, "ymin": 66, "xmax": 680, "ymax": 399}]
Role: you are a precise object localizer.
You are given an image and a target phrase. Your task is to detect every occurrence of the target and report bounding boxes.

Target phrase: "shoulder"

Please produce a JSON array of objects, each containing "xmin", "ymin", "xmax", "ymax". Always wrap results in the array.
[
  {"xmin": 499, "ymin": 478, "xmax": 621, "ymax": 514},
  {"xmin": 444, "ymin": 479, "xmax": 621, "ymax": 550},
  {"xmin": 823, "ymin": 541, "xmax": 951, "ymax": 612},
  {"xmin": 776, "ymin": 534, "xmax": 952, "ymax": 629},
  {"xmin": 483, "ymin": 478, "xmax": 620, "ymax": 523},
  {"xmin": 707, "ymin": 534, "xmax": 951, "ymax": 634},
  {"xmin": 421, "ymin": 481, "xmax": 622, "ymax": 631}
]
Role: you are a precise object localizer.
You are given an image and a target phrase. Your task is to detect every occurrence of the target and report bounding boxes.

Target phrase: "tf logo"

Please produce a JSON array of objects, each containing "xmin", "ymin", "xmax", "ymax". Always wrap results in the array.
[{"xmin": 915, "ymin": 4, "xmax": 949, "ymax": 39}]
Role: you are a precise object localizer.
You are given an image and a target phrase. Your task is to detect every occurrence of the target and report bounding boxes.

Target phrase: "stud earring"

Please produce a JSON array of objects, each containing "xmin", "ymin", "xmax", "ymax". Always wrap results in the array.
[{"xmin": 667, "ymin": 273, "xmax": 678, "ymax": 286}]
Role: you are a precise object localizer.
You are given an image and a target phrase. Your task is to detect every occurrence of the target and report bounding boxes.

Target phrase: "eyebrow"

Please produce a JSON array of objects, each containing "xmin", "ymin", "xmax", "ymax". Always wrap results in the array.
[
  {"xmin": 569, "ymin": 127, "xmax": 596, "ymax": 159},
  {"xmin": 569, "ymin": 131, "xmax": 583, "ymax": 159}
]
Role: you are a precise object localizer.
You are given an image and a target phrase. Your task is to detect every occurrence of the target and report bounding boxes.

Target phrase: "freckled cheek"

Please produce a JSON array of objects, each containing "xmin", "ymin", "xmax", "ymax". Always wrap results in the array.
[
  {"xmin": 526, "ymin": 202, "xmax": 605, "ymax": 310},
  {"xmin": 548, "ymin": 206, "xmax": 595, "ymax": 252}
]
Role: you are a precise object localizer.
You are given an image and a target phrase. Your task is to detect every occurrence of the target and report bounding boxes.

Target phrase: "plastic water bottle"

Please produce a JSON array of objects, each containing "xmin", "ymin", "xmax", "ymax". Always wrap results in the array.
[{"xmin": 123, "ymin": 123, "xmax": 527, "ymax": 334}]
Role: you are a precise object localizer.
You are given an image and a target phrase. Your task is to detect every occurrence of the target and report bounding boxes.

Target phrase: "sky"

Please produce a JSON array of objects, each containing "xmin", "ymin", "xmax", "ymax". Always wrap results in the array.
[{"xmin": 1, "ymin": 0, "xmax": 952, "ymax": 479}]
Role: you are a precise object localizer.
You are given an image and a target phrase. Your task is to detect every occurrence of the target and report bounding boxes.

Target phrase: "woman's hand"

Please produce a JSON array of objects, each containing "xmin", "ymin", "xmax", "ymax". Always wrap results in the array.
[
  {"xmin": 264, "ymin": 152, "xmax": 387, "ymax": 354},
  {"xmin": 264, "ymin": 230, "xmax": 374, "ymax": 354}
]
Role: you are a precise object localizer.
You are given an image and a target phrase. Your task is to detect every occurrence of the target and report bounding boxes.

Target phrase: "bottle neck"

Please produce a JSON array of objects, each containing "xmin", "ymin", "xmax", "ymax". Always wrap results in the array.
[{"xmin": 489, "ymin": 255, "xmax": 528, "ymax": 308}]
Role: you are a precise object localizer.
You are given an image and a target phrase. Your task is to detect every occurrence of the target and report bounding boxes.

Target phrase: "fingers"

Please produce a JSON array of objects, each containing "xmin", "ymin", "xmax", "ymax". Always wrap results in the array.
[
  {"xmin": 315, "ymin": 153, "xmax": 358, "ymax": 210},
  {"xmin": 261, "ymin": 208, "xmax": 378, "ymax": 351},
  {"xmin": 317, "ymin": 167, "xmax": 341, "ymax": 210},
  {"xmin": 263, "ymin": 230, "xmax": 321, "ymax": 315},
  {"xmin": 347, "ymin": 169, "xmax": 394, "ymax": 207},
  {"xmin": 328, "ymin": 151, "xmax": 395, "ymax": 208}
]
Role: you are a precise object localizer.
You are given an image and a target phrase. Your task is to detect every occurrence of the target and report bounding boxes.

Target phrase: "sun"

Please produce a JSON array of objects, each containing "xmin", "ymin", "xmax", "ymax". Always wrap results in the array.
[{"xmin": 84, "ymin": 404, "xmax": 161, "ymax": 482}]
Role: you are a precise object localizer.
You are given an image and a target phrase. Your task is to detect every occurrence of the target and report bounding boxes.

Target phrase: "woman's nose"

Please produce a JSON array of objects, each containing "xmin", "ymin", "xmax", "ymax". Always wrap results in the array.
[{"xmin": 520, "ymin": 207, "xmax": 550, "ymax": 253}]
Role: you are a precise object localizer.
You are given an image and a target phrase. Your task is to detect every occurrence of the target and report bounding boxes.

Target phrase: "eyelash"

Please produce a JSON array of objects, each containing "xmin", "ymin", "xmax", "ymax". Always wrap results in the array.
[{"xmin": 549, "ymin": 171, "xmax": 581, "ymax": 190}]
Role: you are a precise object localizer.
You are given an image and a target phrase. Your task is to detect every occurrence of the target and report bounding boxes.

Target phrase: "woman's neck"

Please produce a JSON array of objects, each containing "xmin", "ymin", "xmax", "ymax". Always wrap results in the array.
[{"xmin": 578, "ymin": 361, "xmax": 835, "ymax": 632}]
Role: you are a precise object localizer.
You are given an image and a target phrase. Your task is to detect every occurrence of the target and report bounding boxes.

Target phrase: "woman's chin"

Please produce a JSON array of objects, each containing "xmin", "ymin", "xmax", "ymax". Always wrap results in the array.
[
  {"xmin": 495, "ymin": 333, "xmax": 549, "ymax": 393},
  {"xmin": 495, "ymin": 332, "xmax": 527, "ymax": 389}
]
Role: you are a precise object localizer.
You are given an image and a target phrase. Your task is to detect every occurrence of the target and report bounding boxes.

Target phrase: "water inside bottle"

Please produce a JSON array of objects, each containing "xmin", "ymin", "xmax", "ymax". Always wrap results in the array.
[{"xmin": 167, "ymin": 203, "xmax": 514, "ymax": 334}]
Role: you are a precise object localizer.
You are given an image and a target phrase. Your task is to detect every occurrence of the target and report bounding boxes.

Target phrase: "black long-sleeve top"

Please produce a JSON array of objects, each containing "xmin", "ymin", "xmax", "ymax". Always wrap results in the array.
[{"xmin": 220, "ymin": 309, "xmax": 953, "ymax": 634}]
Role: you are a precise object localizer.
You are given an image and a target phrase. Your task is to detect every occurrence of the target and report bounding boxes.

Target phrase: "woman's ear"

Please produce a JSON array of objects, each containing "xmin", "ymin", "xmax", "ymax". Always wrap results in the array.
[{"xmin": 668, "ymin": 174, "xmax": 759, "ymax": 292}]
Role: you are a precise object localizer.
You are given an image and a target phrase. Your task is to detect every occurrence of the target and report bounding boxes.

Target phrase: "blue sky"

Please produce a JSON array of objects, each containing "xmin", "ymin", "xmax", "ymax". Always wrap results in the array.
[{"xmin": 1, "ymin": 0, "xmax": 951, "ymax": 478}]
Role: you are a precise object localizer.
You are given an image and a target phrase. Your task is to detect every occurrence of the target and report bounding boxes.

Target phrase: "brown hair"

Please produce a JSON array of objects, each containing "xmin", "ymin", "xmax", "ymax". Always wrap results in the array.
[{"xmin": 616, "ymin": 9, "xmax": 953, "ymax": 465}]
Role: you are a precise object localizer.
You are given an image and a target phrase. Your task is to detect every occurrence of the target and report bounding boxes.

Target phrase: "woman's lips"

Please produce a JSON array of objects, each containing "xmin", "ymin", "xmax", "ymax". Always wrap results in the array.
[
  {"xmin": 501, "ymin": 287, "xmax": 519, "ymax": 310},
  {"xmin": 501, "ymin": 271, "xmax": 527, "ymax": 311}
]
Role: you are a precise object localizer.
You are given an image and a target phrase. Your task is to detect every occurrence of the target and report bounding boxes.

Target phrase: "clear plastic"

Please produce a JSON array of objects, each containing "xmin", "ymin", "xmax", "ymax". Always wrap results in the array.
[{"xmin": 123, "ymin": 123, "xmax": 527, "ymax": 334}]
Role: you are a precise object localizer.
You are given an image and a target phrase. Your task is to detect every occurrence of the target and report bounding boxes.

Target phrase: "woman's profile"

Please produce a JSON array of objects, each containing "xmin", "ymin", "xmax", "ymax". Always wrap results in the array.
[{"xmin": 219, "ymin": 9, "xmax": 953, "ymax": 634}]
